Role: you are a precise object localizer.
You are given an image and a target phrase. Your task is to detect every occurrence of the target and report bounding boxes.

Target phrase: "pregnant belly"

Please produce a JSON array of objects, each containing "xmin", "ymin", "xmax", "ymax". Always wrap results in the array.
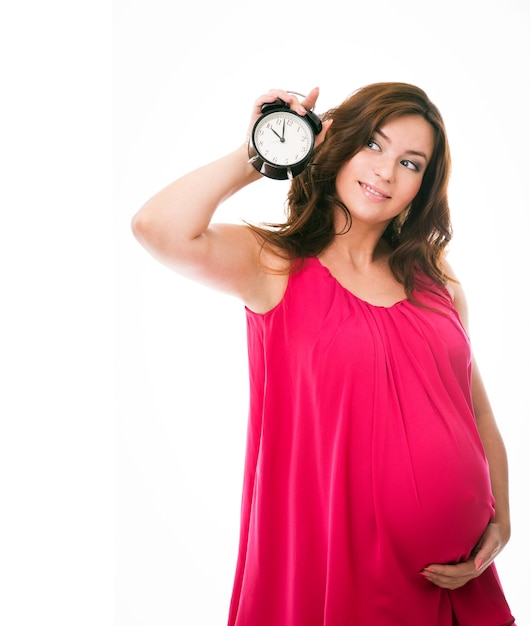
[{"xmin": 371, "ymin": 420, "xmax": 495, "ymax": 571}]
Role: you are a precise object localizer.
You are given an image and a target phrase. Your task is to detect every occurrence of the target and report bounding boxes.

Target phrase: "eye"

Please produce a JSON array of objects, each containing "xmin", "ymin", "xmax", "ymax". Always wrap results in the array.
[
  {"xmin": 367, "ymin": 139, "xmax": 381, "ymax": 151},
  {"xmin": 401, "ymin": 159, "xmax": 420, "ymax": 172}
]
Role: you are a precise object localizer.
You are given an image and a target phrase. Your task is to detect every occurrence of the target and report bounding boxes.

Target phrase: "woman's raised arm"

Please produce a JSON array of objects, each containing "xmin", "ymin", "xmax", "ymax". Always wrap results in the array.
[
  {"xmin": 131, "ymin": 144, "xmax": 264, "ymax": 300},
  {"xmin": 131, "ymin": 87, "xmax": 329, "ymax": 311}
]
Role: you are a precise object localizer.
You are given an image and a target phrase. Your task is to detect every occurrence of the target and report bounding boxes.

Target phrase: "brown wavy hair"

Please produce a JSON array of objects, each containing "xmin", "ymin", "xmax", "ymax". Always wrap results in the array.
[{"xmin": 250, "ymin": 82, "xmax": 453, "ymax": 298}]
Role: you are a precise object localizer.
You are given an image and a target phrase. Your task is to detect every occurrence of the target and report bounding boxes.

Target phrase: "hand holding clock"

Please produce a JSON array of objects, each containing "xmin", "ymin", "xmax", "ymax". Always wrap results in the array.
[{"xmin": 247, "ymin": 88, "xmax": 332, "ymax": 180}]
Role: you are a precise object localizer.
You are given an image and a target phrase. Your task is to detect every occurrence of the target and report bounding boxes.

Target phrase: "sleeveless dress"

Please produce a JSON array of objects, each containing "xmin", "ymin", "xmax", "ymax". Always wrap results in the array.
[{"xmin": 228, "ymin": 256, "xmax": 515, "ymax": 626}]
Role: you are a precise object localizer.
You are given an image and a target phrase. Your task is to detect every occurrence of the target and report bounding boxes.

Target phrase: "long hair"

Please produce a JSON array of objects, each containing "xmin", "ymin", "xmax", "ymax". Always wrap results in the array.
[{"xmin": 250, "ymin": 82, "xmax": 453, "ymax": 298}]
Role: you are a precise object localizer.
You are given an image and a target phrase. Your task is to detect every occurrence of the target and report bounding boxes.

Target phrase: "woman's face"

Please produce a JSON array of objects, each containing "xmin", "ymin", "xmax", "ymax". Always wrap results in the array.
[{"xmin": 335, "ymin": 114, "xmax": 435, "ymax": 228}]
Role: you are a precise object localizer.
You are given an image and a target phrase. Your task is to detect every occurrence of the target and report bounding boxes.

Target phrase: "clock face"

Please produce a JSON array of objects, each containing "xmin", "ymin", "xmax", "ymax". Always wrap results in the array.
[{"xmin": 252, "ymin": 111, "xmax": 314, "ymax": 166}]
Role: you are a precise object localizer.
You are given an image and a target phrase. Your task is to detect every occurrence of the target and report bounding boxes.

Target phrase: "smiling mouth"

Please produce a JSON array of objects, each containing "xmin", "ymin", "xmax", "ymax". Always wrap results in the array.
[{"xmin": 359, "ymin": 182, "xmax": 391, "ymax": 199}]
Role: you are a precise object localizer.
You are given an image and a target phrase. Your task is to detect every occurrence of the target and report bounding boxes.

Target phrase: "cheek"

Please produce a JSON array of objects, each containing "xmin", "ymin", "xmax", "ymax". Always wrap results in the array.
[
  {"xmin": 335, "ymin": 154, "xmax": 364, "ymax": 187},
  {"xmin": 402, "ymin": 175, "xmax": 424, "ymax": 202},
  {"xmin": 335, "ymin": 164, "xmax": 355, "ymax": 198}
]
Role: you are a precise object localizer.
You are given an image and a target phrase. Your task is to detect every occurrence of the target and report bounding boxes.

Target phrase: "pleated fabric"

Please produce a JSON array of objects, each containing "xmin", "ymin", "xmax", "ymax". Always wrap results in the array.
[{"xmin": 228, "ymin": 256, "xmax": 515, "ymax": 626}]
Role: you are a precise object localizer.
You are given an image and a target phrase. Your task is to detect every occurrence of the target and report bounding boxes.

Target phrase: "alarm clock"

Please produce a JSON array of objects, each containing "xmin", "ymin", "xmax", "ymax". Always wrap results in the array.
[{"xmin": 247, "ymin": 97, "xmax": 322, "ymax": 180}]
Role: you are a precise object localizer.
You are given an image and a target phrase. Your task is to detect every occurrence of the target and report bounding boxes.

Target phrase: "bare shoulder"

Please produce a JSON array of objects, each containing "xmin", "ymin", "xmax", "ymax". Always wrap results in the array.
[
  {"xmin": 246, "ymin": 227, "xmax": 291, "ymax": 313},
  {"xmin": 204, "ymin": 222, "xmax": 291, "ymax": 313}
]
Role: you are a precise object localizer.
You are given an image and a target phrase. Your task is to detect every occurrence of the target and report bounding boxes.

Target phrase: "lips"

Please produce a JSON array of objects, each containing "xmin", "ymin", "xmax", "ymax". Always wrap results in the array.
[{"xmin": 359, "ymin": 181, "xmax": 391, "ymax": 199}]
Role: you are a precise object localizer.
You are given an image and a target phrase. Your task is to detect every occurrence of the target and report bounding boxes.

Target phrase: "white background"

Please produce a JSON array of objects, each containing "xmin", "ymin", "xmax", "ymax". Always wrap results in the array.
[{"xmin": 2, "ymin": 0, "xmax": 529, "ymax": 625}]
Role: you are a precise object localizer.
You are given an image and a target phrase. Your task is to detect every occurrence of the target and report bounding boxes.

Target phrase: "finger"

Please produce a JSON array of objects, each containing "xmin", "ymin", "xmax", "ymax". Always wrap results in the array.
[
  {"xmin": 314, "ymin": 119, "xmax": 333, "ymax": 148},
  {"xmin": 299, "ymin": 86, "xmax": 320, "ymax": 112},
  {"xmin": 421, "ymin": 560, "xmax": 479, "ymax": 590},
  {"xmin": 474, "ymin": 546, "xmax": 498, "ymax": 572},
  {"xmin": 422, "ymin": 573, "xmax": 470, "ymax": 590},
  {"xmin": 421, "ymin": 568, "xmax": 474, "ymax": 590},
  {"xmin": 266, "ymin": 88, "xmax": 321, "ymax": 116},
  {"xmin": 473, "ymin": 527, "xmax": 501, "ymax": 571},
  {"xmin": 254, "ymin": 92, "xmax": 284, "ymax": 111},
  {"xmin": 422, "ymin": 563, "xmax": 471, "ymax": 579},
  {"xmin": 266, "ymin": 89, "xmax": 298, "ymax": 107}
]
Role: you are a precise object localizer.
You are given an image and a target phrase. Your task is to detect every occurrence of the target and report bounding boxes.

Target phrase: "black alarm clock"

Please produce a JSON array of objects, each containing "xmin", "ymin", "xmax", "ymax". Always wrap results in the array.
[{"xmin": 247, "ymin": 97, "xmax": 322, "ymax": 180}]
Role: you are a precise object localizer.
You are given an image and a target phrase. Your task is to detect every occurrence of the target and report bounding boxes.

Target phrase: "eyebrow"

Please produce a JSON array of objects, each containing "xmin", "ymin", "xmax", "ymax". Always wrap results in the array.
[{"xmin": 375, "ymin": 129, "xmax": 429, "ymax": 161}]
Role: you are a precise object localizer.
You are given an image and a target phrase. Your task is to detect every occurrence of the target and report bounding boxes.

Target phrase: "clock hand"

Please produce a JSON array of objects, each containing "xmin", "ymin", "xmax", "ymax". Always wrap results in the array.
[
  {"xmin": 270, "ymin": 127, "xmax": 283, "ymax": 141},
  {"xmin": 281, "ymin": 119, "xmax": 285, "ymax": 142}
]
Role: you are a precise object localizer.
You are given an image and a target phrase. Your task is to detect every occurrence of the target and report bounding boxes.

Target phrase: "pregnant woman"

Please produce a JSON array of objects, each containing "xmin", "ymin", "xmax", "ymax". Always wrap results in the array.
[{"xmin": 132, "ymin": 83, "xmax": 516, "ymax": 625}]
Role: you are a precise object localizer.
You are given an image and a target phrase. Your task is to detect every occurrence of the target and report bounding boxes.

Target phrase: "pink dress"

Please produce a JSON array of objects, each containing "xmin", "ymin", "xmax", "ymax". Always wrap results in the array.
[{"xmin": 228, "ymin": 256, "xmax": 515, "ymax": 626}]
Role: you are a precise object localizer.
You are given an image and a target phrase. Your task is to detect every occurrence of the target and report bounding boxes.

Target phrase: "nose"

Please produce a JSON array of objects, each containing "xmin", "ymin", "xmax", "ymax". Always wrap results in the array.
[{"xmin": 373, "ymin": 157, "xmax": 395, "ymax": 183}]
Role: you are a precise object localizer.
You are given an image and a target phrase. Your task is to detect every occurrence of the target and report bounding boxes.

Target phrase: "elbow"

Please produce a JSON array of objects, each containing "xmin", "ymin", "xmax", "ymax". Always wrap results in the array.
[
  {"xmin": 131, "ymin": 206, "xmax": 148, "ymax": 241},
  {"xmin": 131, "ymin": 205, "xmax": 159, "ymax": 248},
  {"xmin": 130, "ymin": 207, "xmax": 173, "ymax": 265},
  {"xmin": 130, "ymin": 204, "xmax": 197, "ymax": 269}
]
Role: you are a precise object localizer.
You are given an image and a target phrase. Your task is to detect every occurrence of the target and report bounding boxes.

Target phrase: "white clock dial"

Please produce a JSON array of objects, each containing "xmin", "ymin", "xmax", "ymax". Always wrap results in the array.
[{"xmin": 253, "ymin": 111, "xmax": 313, "ymax": 166}]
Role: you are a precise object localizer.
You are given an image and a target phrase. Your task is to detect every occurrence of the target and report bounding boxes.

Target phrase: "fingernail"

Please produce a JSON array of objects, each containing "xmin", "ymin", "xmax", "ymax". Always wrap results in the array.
[{"xmin": 476, "ymin": 558, "xmax": 484, "ymax": 571}]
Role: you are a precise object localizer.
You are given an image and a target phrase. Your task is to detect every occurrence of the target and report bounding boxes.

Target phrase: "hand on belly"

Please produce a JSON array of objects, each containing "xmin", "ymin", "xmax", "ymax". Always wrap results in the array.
[{"xmin": 420, "ymin": 521, "xmax": 505, "ymax": 589}]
